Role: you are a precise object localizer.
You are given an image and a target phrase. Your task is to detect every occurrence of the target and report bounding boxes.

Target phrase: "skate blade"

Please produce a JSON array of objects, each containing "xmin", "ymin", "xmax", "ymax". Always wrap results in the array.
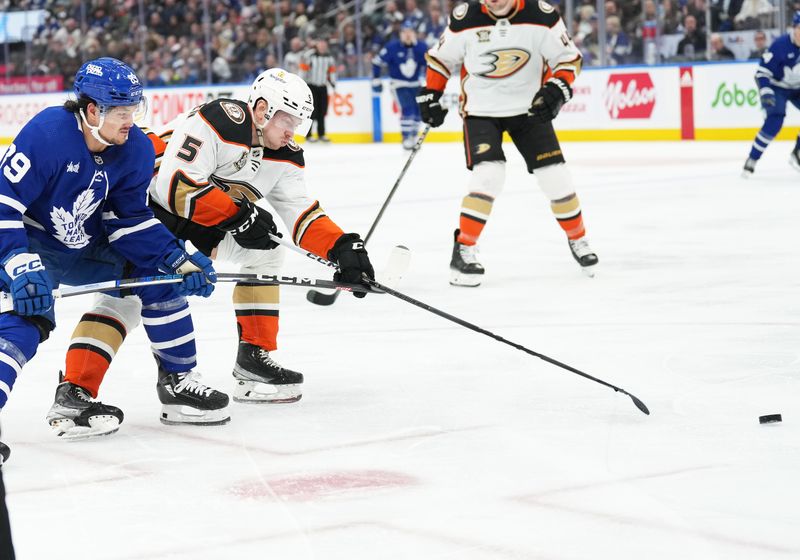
[
  {"xmin": 449, "ymin": 269, "xmax": 482, "ymax": 287},
  {"xmin": 233, "ymin": 380, "xmax": 302, "ymax": 403},
  {"xmin": 790, "ymin": 155, "xmax": 800, "ymax": 172},
  {"xmin": 580, "ymin": 264, "xmax": 597, "ymax": 278},
  {"xmin": 49, "ymin": 416, "xmax": 121, "ymax": 441},
  {"xmin": 159, "ymin": 404, "xmax": 231, "ymax": 425}
]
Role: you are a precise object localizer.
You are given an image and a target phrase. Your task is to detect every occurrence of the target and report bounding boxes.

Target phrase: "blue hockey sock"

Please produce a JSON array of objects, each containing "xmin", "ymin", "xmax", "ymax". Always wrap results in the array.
[{"xmin": 141, "ymin": 296, "xmax": 197, "ymax": 373}]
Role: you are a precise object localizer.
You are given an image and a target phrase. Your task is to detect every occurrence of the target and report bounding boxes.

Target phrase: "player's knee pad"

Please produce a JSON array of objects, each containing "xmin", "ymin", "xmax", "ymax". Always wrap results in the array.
[
  {"xmin": 468, "ymin": 161, "xmax": 506, "ymax": 199},
  {"xmin": 91, "ymin": 293, "xmax": 142, "ymax": 334},
  {"xmin": 535, "ymin": 163, "xmax": 576, "ymax": 201}
]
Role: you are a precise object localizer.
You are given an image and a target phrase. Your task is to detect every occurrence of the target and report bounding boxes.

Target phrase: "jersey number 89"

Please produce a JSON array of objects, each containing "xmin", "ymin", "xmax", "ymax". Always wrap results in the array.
[{"xmin": 0, "ymin": 143, "xmax": 32, "ymax": 184}]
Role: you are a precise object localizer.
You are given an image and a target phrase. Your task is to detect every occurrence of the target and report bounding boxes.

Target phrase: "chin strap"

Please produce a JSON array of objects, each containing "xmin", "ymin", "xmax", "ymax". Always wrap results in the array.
[
  {"xmin": 255, "ymin": 126, "xmax": 266, "ymax": 147},
  {"xmin": 79, "ymin": 108, "xmax": 113, "ymax": 147}
]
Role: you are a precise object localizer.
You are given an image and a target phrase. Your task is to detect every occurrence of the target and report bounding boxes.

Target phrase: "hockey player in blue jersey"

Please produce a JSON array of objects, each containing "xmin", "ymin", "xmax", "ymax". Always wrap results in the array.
[
  {"xmin": 743, "ymin": 12, "xmax": 800, "ymax": 177},
  {"xmin": 0, "ymin": 58, "xmax": 227, "ymax": 450},
  {"xmin": 372, "ymin": 21, "xmax": 428, "ymax": 149}
]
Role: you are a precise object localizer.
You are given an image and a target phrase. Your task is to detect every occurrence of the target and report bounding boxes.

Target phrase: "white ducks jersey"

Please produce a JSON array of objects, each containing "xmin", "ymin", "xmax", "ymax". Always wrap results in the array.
[{"xmin": 425, "ymin": 0, "xmax": 581, "ymax": 118}]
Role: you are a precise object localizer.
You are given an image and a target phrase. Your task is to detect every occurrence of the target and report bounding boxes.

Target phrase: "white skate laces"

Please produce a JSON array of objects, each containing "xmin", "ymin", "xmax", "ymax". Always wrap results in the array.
[{"xmin": 174, "ymin": 372, "xmax": 214, "ymax": 397}]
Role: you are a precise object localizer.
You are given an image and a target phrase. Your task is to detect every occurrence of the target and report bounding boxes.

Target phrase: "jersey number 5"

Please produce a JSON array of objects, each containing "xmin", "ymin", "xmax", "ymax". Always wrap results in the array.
[
  {"xmin": 176, "ymin": 135, "xmax": 203, "ymax": 163},
  {"xmin": 0, "ymin": 143, "xmax": 32, "ymax": 184}
]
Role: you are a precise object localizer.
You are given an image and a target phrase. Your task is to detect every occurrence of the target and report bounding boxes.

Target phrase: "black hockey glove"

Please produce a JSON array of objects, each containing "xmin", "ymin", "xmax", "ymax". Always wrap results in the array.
[
  {"xmin": 528, "ymin": 78, "xmax": 573, "ymax": 123},
  {"xmin": 416, "ymin": 88, "xmax": 448, "ymax": 128},
  {"xmin": 216, "ymin": 198, "xmax": 281, "ymax": 250},
  {"xmin": 328, "ymin": 233, "xmax": 374, "ymax": 298}
]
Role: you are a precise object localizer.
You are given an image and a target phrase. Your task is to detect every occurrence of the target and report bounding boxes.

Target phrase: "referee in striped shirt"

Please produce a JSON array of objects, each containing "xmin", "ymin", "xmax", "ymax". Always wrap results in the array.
[{"xmin": 300, "ymin": 39, "xmax": 337, "ymax": 142}]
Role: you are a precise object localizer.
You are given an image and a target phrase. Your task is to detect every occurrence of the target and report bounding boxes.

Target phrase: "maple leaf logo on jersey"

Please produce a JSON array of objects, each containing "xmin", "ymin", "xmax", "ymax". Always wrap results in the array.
[
  {"xmin": 477, "ymin": 49, "xmax": 531, "ymax": 79},
  {"xmin": 50, "ymin": 172, "xmax": 105, "ymax": 249}
]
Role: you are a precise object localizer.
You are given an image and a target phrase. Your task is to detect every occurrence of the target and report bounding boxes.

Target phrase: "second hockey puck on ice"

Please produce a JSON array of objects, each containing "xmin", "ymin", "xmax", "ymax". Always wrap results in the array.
[{"xmin": 758, "ymin": 414, "xmax": 782, "ymax": 424}]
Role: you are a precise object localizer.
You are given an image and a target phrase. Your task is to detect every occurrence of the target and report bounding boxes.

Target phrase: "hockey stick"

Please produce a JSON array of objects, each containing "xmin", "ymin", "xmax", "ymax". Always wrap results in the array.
[
  {"xmin": 306, "ymin": 125, "xmax": 431, "ymax": 306},
  {"xmin": 0, "ymin": 273, "xmax": 373, "ymax": 314},
  {"xmin": 274, "ymin": 233, "xmax": 650, "ymax": 415}
]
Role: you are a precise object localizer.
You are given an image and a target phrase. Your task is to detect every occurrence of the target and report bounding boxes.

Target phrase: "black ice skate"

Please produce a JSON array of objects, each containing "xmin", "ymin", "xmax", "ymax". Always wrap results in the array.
[
  {"xmin": 46, "ymin": 381, "xmax": 124, "ymax": 440},
  {"xmin": 568, "ymin": 237, "xmax": 599, "ymax": 278},
  {"xmin": 156, "ymin": 367, "xmax": 230, "ymax": 425},
  {"xmin": 232, "ymin": 342, "xmax": 304, "ymax": 403},
  {"xmin": 742, "ymin": 157, "xmax": 757, "ymax": 178},
  {"xmin": 450, "ymin": 229, "xmax": 484, "ymax": 287},
  {"xmin": 0, "ymin": 441, "xmax": 9, "ymax": 465},
  {"xmin": 790, "ymin": 149, "xmax": 800, "ymax": 172}
]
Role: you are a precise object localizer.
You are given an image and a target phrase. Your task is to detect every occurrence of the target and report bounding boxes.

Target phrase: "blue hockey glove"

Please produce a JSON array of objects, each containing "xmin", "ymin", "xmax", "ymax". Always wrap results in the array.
[
  {"xmin": 159, "ymin": 243, "xmax": 217, "ymax": 298},
  {"xmin": 328, "ymin": 233, "xmax": 374, "ymax": 299},
  {"xmin": 760, "ymin": 88, "xmax": 776, "ymax": 108},
  {"xmin": 371, "ymin": 79, "xmax": 383, "ymax": 94},
  {"xmin": 0, "ymin": 251, "xmax": 54, "ymax": 315}
]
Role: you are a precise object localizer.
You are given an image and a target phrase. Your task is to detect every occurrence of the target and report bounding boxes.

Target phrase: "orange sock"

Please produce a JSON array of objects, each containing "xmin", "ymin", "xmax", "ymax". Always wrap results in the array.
[
  {"xmin": 233, "ymin": 282, "xmax": 280, "ymax": 350},
  {"xmin": 457, "ymin": 192, "xmax": 494, "ymax": 245},
  {"xmin": 551, "ymin": 193, "xmax": 586, "ymax": 240},
  {"xmin": 63, "ymin": 313, "xmax": 126, "ymax": 398}
]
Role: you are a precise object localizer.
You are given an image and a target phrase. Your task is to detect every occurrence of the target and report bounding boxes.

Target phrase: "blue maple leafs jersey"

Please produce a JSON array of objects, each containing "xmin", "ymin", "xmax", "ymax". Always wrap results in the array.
[
  {"xmin": 372, "ymin": 39, "xmax": 428, "ymax": 87},
  {"xmin": 756, "ymin": 34, "xmax": 800, "ymax": 91},
  {"xmin": 0, "ymin": 106, "xmax": 180, "ymax": 269}
]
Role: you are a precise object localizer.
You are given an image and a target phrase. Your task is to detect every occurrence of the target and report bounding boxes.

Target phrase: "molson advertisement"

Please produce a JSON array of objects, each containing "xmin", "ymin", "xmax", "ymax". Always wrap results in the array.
[{"xmin": 556, "ymin": 65, "xmax": 681, "ymax": 140}]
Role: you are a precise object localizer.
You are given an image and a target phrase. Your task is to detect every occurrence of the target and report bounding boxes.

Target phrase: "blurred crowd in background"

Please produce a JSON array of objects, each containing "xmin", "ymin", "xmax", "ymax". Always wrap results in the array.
[{"xmin": 0, "ymin": 0, "xmax": 798, "ymax": 89}]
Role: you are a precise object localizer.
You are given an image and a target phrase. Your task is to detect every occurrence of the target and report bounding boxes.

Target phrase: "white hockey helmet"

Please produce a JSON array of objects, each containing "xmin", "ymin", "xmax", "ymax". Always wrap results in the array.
[{"xmin": 249, "ymin": 68, "xmax": 314, "ymax": 136}]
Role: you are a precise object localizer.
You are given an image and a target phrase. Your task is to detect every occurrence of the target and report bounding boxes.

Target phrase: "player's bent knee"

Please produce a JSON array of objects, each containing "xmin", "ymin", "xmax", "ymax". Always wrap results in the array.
[
  {"xmin": 92, "ymin": 293, "xmax": 142, "ymax": 333},
  {"xmin": 241, "ymin": 245, "xmax": 285, "ymax": 275},
  {"xmin": 468, "ymin": 161, "xmax": 506, "ymax": 199},
  {"xmin": 535, "ymin": 163, "xmax": 576, "ymax": 201}
]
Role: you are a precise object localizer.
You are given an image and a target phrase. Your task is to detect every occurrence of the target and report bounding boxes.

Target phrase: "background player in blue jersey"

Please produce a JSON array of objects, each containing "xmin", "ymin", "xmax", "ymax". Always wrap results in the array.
[
  {"xmin": 0, "ymin": 58, "xmax": 224, "ymax": 452},
  {"xmin": 372, "ymin": 21, "xmax": 428, "ymax": 149},
  {"xmin": 743, "ymin": 12, "xmax": 800, "ymax": 177}
]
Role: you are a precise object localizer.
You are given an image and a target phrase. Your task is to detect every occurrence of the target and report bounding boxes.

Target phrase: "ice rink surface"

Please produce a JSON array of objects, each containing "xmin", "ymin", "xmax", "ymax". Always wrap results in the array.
[{"xmin": 2, "ymin": 140, "xmax": 799, "ymax": 559}]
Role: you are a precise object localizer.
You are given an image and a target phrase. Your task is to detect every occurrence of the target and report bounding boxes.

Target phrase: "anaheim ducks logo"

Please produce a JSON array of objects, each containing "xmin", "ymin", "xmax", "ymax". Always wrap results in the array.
[
  {"xmin": 221, "ymin": 101, "xmax": 246, "ymax": 124},
  {"xmin": 209, "ymin": 175, "xmax": 262, "ymax": 203},
  {"xmin": 477, "ymin": 49, "xmax": 531, "ymax": 79}
]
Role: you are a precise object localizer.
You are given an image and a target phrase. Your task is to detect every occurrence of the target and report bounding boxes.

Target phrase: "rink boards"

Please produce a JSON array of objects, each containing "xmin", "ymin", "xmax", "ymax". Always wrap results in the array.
[{"xmin": 0, "ymin": 61, "xmax": 796, "ymax": 144}]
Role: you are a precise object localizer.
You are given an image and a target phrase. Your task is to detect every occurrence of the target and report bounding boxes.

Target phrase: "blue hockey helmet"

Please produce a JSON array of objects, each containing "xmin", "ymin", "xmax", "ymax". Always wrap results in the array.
[
  {"xmin": 74, "ymin": 57, "xmax": 143, "ymax": 108},
  {"xmin": 794, "ymin": 11, "xmax": 800, "ymax": 27}
]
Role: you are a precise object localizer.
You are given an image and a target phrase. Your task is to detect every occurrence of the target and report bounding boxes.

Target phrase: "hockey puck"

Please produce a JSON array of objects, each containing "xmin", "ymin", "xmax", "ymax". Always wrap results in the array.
[{"xmin": 758, "ymin": 414, "xmax": 782, "ymax": 424}]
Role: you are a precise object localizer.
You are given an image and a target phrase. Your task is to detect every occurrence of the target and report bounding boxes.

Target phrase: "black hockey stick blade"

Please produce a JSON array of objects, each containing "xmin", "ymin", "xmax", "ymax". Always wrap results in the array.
[
  {"xmin": 306, "ymin": 288, "xmax": 338, "ymax": 306},
  {"xmin": 628, "ymin": 393, "xmax": 650, "ymax": 415}
]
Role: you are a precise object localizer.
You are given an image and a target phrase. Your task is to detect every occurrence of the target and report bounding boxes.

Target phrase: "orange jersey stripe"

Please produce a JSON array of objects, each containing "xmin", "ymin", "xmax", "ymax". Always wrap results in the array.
[
  {"xmin": 297, "ymin": 215, "xmax": 343, "ymax": 258},
  {"xmin": 191, "ymin": 187, "xmax": 239, "ymax": 227}
]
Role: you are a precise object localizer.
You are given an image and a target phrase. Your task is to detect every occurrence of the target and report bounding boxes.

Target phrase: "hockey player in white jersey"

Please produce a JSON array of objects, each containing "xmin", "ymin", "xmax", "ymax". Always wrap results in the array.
[
  {"xmin": 54, "ymin": 69, "xmax": 374, "ymax": 428},
  {"xmin": 417, "ymin": 0, "xmax": 598, "ymax": 286}
]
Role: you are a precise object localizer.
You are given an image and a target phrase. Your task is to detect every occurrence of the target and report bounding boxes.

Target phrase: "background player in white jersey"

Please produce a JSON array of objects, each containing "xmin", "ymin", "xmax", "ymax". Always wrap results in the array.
[
  {"xmin": 55, "ymin": 68, "xmax": 374, "ymax": 427},
  {"xmin": 416, "ymin": 0, "xmax": 598, "ymax": 286},
  {"xmin": 0, "ymin": 58, "xmax": 222, "ymax": 449}
]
